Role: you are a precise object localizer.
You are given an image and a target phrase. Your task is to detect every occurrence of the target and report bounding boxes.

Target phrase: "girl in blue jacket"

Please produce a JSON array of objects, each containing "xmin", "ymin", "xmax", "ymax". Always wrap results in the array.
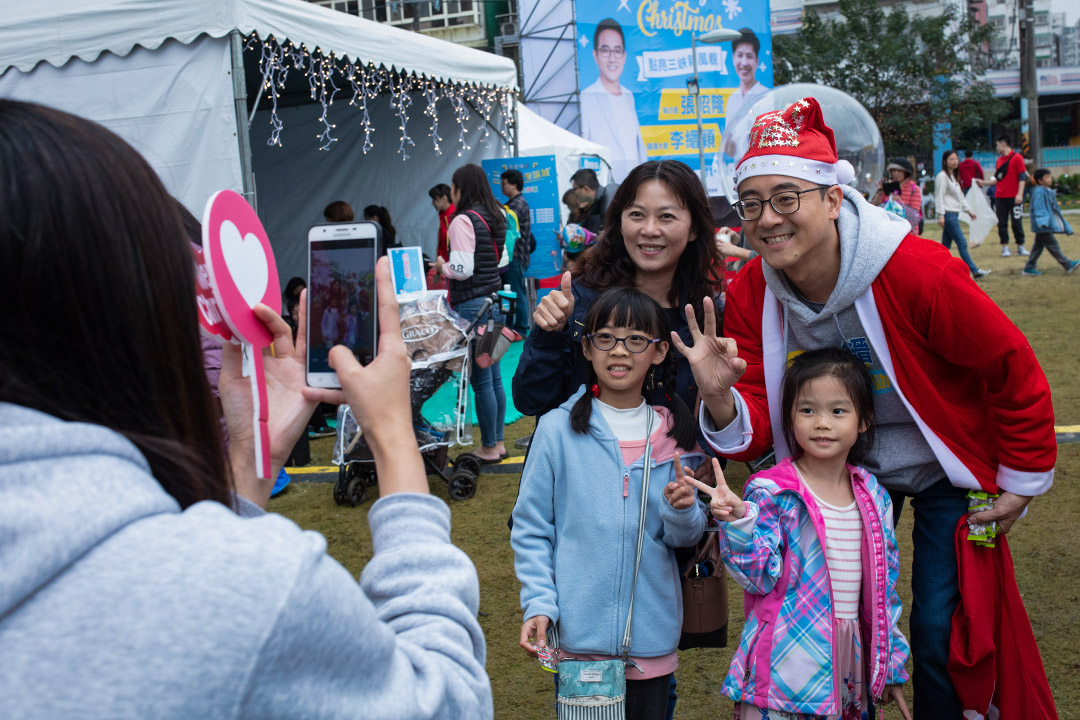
[{"xmin": 512, "ymin": 287, "xmax": 707, "ymax": 720}]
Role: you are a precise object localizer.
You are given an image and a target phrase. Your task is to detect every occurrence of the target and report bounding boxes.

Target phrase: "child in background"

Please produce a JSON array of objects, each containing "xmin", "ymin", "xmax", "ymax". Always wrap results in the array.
[
  {"xmin": 687, "ymin": 348, "xmax": 911, "ymax": 720},
  {"xmin": 512, "ymin": 287, "xmax": 707, "ymax": 720},
  {"xmin": 1023, "ymin": 168, "xmax": 1079, "ymax": 276}
]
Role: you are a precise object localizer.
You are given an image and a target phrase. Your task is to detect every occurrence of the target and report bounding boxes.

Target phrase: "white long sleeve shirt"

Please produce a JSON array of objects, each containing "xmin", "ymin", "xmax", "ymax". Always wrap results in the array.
[{"xmin": 934, "ymin": 171, "xmax": 971, "ymax": 215}]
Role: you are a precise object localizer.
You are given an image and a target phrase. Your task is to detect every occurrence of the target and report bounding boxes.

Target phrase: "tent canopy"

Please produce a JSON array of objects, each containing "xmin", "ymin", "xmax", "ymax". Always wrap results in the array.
[{"xmin": 0, "ymin": 0, "xmax": 517, "ymax": 89}]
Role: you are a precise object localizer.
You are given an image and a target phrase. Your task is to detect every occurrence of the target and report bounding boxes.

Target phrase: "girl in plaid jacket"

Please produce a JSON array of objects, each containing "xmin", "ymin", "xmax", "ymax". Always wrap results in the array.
[{"xmin": 689, "ymin": 348, "xmax": 910, "ymax": 719}]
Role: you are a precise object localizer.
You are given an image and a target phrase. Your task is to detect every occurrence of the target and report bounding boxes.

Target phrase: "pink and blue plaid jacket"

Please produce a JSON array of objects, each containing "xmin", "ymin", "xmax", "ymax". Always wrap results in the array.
[{"xmin": 716, "ymin": 458, "xmax": 909, "ymax": 715}]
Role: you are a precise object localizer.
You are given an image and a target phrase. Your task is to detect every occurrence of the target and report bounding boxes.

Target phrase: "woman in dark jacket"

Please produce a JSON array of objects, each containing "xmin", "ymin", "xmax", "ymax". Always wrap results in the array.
[
  {"xmin": 435, "ymin": 164, "xmax": 508, "ymax": 462},
  {"xmin": 513, "ymin": 160, "xmax": 723, "ymax": 419}
]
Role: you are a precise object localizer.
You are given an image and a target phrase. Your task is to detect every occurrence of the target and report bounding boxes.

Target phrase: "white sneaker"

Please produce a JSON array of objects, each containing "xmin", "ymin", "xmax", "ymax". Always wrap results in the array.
[
  {"xmin": 974, "ymin": 268, "xmax": 992, "ymax": 279},
  {"xmin": 1001, "ymin": 246, "xmax": 1012, "ymax": 257},
  {"xmin": 1018, "ymin": 246, "xmax": 1030, "ymax": 256}
]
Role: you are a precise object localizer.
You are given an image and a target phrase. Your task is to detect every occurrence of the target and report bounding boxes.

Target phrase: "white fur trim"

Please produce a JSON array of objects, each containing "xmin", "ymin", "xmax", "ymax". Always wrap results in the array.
[
  {"xmin": 996, "ymin": 465, "xmax": 1054, "ymax": 496},
  {"xmin": 853, "ymin": 289, "xmax": 983, "ymax": 490},
  {"xmin": 761, "ymin": 288, "xmax": 790, "ymax": 459},
  {"xmin": 835, "ymin": 159, "xmax": 855, "ymax": 185},
  {"xmin": 736, "ymin": 154, "xmax": 840, "ymax": 188},
  {"xmin": 698, "ymin": 389, "xmax": 754, "ymax": 454}
]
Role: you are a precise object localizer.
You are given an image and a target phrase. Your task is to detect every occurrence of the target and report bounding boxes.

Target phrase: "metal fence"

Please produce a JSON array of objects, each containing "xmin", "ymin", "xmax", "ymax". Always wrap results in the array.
[{"xmin": 1043, "ymin": 145, "xmax": 1080, "ymax": 168}]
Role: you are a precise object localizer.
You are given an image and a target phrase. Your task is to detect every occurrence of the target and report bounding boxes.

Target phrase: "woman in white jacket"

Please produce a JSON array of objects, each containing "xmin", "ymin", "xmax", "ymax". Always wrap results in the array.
[{"xmin": 935, "ymin": 150, "xmax": 991, "ymax": 279}]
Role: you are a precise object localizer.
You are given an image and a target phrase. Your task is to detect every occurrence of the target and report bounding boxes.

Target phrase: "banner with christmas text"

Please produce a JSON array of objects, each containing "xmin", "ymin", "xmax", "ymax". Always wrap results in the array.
[{"xmin": 574, "ymin": 0, "xmax": 772, "ymax": 191}]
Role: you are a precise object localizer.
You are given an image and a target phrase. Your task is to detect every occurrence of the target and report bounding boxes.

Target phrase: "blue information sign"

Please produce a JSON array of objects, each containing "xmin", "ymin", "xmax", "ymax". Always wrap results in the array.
[{"xmin": 482, "ymin": 155, "xmax": 563, "ymax": 280}]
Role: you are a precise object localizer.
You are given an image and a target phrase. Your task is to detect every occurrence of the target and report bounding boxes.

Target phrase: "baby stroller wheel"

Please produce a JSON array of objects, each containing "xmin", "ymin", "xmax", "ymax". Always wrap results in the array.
[
  {"xmin": 333, "ymin": 465, "xmax": 350, "ymax": 506},
  {"xmin": 453, "ymin": 453, "xmax": 483, "ymax": 478},
  {"xmin": 448, "ymin": 470, "xmax": 477, "ymax": 501},
  {"xmin": 345, "ymin": 475, "xmax": 368, "ymax": 507},
  {"xmin": 334, "ymin": 463, "xmax": 369, "ymax": 507}
]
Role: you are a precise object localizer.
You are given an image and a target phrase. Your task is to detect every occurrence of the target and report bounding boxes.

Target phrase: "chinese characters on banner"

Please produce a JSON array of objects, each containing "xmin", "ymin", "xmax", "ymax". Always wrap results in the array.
[
  {"xmin": 574, "ymin": 0, "xmax": 773, "ymax": 192},
  {"xmin": 482, "ymin": 156, "xmax": 562, "ymax": 278}
]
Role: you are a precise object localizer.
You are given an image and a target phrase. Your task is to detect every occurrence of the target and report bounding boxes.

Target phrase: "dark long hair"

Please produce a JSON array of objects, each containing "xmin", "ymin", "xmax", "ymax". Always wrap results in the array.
[
  {"xmin": 363, "ymin": 204, "xmax": 396, "ymax": 245},
  {"xmin": 576, "ymin": 160, "xmax": 722, "ymax": 319},
  {"xmin": 451, "ymin": 164, "xmax": 506, "ymax": 234},
  {"xmin": 780, "ymin": 347, "xmax": 876, "ymax": 465},
  {"xmin": 0, "ymin": 100, "xmax": 232, "ymax": 508},
  {"xmin": 941, "ymin": 150, "xmax": 959, "ymax": 182},
  {"xmin": 569, "ymin": 287, "xmax": 696, "ymax": 450}
]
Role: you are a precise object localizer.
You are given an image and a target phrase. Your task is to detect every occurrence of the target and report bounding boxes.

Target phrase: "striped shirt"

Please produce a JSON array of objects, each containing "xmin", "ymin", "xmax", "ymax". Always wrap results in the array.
[{"xmin": 806, "ymin": 485, "xmax": 863, "ymax": 620}]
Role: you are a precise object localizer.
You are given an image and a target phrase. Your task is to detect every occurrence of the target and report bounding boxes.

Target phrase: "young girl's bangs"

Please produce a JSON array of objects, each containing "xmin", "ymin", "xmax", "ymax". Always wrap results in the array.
[{"xmin": 584, "ymin": 287, "xmax": 668, "ymax": 338}]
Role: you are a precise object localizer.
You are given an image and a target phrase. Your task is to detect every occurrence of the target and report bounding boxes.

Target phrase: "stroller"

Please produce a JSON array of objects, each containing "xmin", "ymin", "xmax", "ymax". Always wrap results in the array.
[{"xmin": 331, "ymin": 292, "xmax": 496, "ymax": 506}]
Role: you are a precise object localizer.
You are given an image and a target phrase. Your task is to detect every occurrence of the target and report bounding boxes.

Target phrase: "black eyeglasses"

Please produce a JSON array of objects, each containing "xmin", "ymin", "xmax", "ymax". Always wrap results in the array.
[
  {"xmin": 587, "ymin": 332, "xmax": 660, "ymax": 353},
  {"xmin": 733, "ymin": 187, "xmax": 826, "ymax": 222}
]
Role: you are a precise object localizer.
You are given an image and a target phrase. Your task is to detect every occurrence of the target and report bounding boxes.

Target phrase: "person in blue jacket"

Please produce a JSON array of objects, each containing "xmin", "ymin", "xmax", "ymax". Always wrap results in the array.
[
  {"xmin": 512, "ymin": 159, "xmax": 723, "ymax": 419},
  {"xmin": 1023, "ymin": 168, "xmax": 1079, "ymax": 276},
  {"xmin": 512, "ymin": 287, "xmax": 707, "ymax": 720}
]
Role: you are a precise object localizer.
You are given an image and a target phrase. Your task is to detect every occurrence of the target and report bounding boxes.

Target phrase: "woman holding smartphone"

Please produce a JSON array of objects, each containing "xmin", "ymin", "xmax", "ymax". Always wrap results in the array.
[
  {"xmin": 0, "ymin": 100, "xmax": 491, "ymax": 719},
  {"xmin": 435, "ymin": 163, "xmax": 509, "ymax": 463}
]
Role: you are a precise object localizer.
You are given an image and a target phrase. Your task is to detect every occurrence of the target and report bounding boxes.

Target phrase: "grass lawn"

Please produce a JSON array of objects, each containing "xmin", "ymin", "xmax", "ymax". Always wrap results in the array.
[{"xmin": 271, "ymin": 224, "xmax": 1080, "ymax": 718}]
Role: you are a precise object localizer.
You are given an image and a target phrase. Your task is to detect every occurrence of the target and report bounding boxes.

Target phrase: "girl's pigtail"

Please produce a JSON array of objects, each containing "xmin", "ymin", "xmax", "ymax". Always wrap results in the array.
[
  {"xmin": 662, "ymin": 357, "xmax": 696, "ymax": 450},
  {"xmin": 570, "ymin": 367, "xmax": 598, "ymax": 434}
]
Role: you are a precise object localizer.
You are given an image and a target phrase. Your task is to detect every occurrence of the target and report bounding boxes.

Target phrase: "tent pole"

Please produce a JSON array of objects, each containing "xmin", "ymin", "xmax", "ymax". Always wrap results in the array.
[
  {"xmin": 513, "ymin": 95, "xmax": 520, "ymax": 157},
  {"xmin": 230, "ymin": 30, "xmax": 257, "ymax": 210}
]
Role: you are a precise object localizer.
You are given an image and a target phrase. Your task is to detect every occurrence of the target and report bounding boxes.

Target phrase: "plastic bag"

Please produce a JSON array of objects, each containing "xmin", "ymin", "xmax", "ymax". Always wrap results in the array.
[{"xmin": 961, "ymin": 187, "xmax": 996, "ymax": 248}]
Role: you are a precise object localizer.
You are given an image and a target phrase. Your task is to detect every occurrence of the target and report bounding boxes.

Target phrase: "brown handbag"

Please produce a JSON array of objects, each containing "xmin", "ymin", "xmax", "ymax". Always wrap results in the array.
[{"xmin": 678, "ymin": 527, "xmax": 729, "ymax": 650}]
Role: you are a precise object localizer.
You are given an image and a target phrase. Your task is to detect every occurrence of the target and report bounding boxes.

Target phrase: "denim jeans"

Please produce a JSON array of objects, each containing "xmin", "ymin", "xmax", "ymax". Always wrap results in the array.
[
  {"xmin": 1025, "ymin": 233, "xmax": 1073, "ymax": 271},
  {"xmin": 889, "ymin": 478, "xmax": 967, "ymax": 719},
  {"xmin": 453, "ymin": 295, "xmax": 506, "ymax": 449},
  {"xmin": 940, "ymin": 212, "xmax": 979, "ymax": 274}
]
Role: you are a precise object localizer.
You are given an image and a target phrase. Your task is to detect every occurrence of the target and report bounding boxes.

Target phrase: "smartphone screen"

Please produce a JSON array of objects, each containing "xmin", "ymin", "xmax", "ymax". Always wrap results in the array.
[{"xmin": 306, "ymin": 222, "xmax": 380, "ymax": 388}]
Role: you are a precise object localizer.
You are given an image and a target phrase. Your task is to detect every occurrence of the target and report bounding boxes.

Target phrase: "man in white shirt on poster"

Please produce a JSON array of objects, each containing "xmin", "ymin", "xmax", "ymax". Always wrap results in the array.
[{"xmin": 580, "ymin": 18, "xmax": 648, "ymax": 183}]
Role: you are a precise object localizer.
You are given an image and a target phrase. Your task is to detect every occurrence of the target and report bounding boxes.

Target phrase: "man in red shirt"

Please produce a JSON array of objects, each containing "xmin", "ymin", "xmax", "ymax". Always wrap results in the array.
[
  {"xmin": 957, "ymin": 150, "xmax": 983, "ymax": 191},
  {"xmin": 976, "ymin": 136, "xmax": 1028, "ymax": 257},
  {"xmin": 427, "ymin": 184, "xmax": 455, "ymax": 289}
]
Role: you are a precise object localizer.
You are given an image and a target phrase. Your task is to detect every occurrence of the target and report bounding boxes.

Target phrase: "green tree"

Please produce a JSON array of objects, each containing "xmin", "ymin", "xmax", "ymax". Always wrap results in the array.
[{"xmin": 774, "ymin": 0, "xmax": 1008, "ymax": 156}]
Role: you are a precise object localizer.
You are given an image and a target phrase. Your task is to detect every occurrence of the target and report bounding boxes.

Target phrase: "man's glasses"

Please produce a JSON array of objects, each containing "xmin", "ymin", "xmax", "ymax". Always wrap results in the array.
[
  {"xmin": 597, "ymin": 46, "xmax": 625, "ymax": 59},
  {"xmin": 587, "ymin": 332, "xmax": 660, "ymax": 353},
  {"xmin": 733, "ymin": 187, "xmax": 827, "ymax": 222}
]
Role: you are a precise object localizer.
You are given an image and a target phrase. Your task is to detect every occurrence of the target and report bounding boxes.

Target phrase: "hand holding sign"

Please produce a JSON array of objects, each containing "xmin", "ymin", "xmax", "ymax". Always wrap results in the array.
[{"xmin": 197, "ymin": 190, "xmax": 287, "ymax": 486}]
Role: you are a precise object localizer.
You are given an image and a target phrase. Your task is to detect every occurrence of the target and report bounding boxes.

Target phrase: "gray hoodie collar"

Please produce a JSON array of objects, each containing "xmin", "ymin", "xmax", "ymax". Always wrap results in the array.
[{"xmin": 762, "ymin": 186, "xmax": 911, "ymax": 324}]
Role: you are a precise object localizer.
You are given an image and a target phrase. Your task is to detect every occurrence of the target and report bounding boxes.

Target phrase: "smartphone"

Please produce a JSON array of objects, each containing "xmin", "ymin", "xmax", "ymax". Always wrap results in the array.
[
  {"xmin": 306, "ymin": 222, "xmax": 381, "ymax": 389},
  {"xmin": 882, "ymin": 180, "xmax": 901, "ymax": 196}
]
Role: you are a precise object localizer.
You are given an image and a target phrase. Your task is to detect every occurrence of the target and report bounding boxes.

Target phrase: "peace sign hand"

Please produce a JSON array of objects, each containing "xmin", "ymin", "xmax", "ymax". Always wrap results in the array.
[
  {"xmin": 668, "ymin": 297, "xmax": 746, "ymax": 414},
  {"xmin": 685, "ymin": 457, "xmax": 747, "ymax": 522},
  {"xmin": 664, "ymin": 451, "xmax": 698, "ymax": 510}
]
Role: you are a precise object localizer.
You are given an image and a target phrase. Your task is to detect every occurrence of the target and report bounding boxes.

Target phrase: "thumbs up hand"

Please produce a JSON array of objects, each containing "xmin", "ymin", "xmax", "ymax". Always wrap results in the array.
[
  {"xmin": 533, "ymin": 271, "xmax": 576, "ymax": 332},
  {"xmin": 686, "ymin": 458, "xmax": 747, "ymax": 521}
]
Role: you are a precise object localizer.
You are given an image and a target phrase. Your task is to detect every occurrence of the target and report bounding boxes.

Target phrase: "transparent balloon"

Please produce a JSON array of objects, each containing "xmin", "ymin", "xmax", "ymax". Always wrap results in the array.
[{"xmin": 706, "ymin": 84, "xmax": 885, "ymax": 202}]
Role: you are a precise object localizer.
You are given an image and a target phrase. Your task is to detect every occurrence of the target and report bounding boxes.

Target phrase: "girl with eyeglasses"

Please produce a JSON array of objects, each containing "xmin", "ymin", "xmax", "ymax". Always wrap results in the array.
[{"xmin": 512, "ymin": 287, "xmax": 707, "ymax": 720}]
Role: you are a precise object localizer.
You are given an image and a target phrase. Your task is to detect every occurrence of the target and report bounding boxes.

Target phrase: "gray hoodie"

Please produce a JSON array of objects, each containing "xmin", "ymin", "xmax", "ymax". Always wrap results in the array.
[
  {"xmin": 0, "ymin": 403, "xmax": 492, "ymax": 719},
  {"xmin": 709, "ymin": 188, "xmax": 945, "ymax": 494}
]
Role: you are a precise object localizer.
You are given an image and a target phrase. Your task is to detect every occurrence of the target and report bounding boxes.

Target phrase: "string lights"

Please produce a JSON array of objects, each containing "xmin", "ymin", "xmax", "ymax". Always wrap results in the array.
[{"xmin": 247, "ymin": 34, "xmax": 515, "ymax": 159}]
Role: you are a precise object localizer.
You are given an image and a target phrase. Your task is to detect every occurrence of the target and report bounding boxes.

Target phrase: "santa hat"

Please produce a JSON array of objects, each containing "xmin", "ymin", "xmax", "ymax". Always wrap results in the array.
[{"xmin": 734, "ymin": 97, "xmax": 855, "ymax": 188}]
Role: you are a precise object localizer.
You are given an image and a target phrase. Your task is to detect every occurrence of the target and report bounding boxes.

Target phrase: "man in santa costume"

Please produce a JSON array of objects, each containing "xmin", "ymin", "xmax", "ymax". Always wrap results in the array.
[{"xmin": 674, "ymin": 98, "xmax": 1057, "ymax": 717}]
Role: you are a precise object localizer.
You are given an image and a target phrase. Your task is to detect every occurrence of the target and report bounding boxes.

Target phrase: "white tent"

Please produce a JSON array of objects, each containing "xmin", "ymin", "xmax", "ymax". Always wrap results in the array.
[
  {"xmin": 516, "ymin": 101, "xmax": 612, "ymax": 218},
  {"xmin": 0, "ymin": 0, "xmax": 518, "ymax": 281}
]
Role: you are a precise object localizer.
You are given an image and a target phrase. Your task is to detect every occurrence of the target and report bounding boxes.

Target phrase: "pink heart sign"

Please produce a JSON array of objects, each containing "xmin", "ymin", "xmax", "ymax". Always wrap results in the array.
[
  {"xmin": 202, "ymin": 190, "xmax": 281, "ymax": 347},
  {"xmin": 198, "ymin": 190, "xmax": 282, "ymax": 481}
]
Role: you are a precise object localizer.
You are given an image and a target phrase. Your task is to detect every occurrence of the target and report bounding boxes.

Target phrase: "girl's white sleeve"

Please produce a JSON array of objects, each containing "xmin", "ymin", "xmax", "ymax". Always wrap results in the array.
[{"xmin": 443, "ymin": 215, "xmax": 475, "ymax": 281}]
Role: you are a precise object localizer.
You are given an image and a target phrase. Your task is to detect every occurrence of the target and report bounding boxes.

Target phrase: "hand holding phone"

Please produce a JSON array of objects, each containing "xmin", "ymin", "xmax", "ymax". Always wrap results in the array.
[
  {"xmin": 303, "ymin": 257, "xmax": 428, "ymax": 496},
  {"xmin": 306, "ymin": 222, "xmax": 380, "ymax": 388}
]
